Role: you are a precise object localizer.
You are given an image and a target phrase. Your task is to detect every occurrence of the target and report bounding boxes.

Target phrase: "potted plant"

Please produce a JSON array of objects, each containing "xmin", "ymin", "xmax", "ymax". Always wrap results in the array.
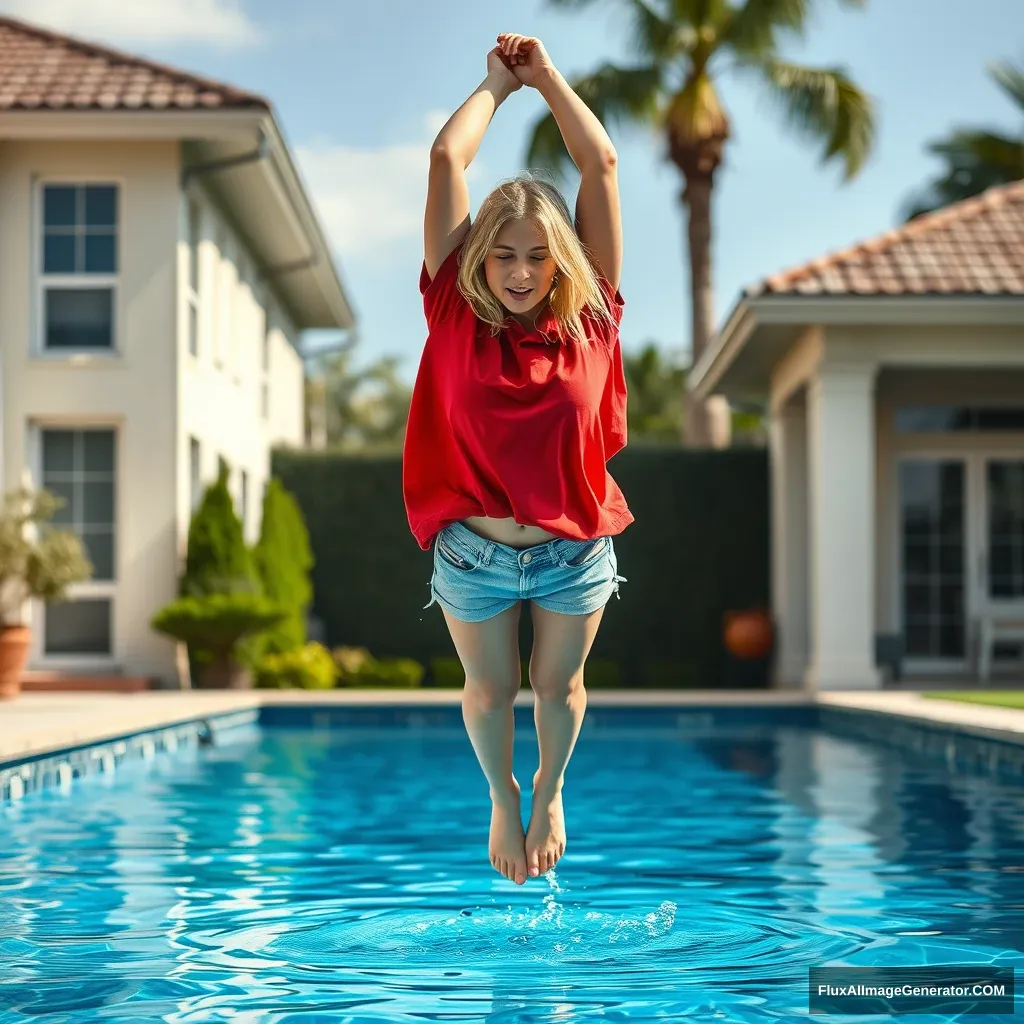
[
  {"xmin": 151, "ymin": 593, "xmax": 286, "ymax": 689},
  {"xmin": 0, "ymin": 488, "xmax": 92, "ymax": 699}
]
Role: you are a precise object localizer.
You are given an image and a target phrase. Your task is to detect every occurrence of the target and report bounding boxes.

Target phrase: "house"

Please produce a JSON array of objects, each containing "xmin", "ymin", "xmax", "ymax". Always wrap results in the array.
[
  {"xmin": 689, "ymin": 181, "xmax": 1024, "ymax": 690},
  {"xmin": 0, "ymin": 17, "xmax": 355, "ymax": 687}
]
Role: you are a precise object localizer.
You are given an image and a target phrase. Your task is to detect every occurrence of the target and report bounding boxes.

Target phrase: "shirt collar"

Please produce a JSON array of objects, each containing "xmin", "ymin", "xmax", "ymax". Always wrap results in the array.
[{"xmin": 502, "ymin": 303, "xmax": 561, "ymax": 345}]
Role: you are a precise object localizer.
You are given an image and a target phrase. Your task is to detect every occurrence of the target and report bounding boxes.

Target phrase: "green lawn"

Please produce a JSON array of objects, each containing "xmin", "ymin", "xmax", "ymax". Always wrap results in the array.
[{"xmin": 922, "ymin": 691, "xmax": 1024, "ymax": 709}]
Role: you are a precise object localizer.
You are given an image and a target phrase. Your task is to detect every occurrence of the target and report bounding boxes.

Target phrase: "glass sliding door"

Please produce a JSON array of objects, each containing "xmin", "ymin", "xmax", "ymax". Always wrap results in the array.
[
  {"xmin": 985, "ymin": 460, "xmax": 1024, "ymax": 602},
  {"xmin": 979, "ymin": 458, "xmax": 1024, "ymax": 670},
  {"xmin": 898, "ymin": 459, "xmax": 967, "ymax": 668}
]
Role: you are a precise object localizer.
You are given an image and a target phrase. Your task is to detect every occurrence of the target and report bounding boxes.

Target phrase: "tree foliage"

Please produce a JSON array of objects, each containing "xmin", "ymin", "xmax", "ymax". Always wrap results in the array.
[
  {"xmin": 181, "ymin": 462, "xmax": 258, "ymax": 597},
  {"xmin": 252, "ymin": 478, "xmax": 314, "ymax": 655},
  {"xmin": 530, "ymin": 0, "xmax": 875, "ymax": 184},
  {"xmin": 623, "ymin": 342, "xmax": 765, "ymax": 445},
  {"xmin": 902, "ymin": 61, "xmax": 1024, "ymax": 221},
  {"xmin": 305, "ymin": 334, "xmax": 412, "ymax": 450}
]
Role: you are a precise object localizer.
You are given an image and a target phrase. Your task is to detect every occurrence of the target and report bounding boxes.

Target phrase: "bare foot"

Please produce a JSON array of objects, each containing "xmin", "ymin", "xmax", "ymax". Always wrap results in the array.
[
  {"xmin": 525, "ymin": 771, "xmax": 566, "ymax": 878},
  {"xmin": 489, "ymin": 784, "xmax": 528, "ymax": 885}
]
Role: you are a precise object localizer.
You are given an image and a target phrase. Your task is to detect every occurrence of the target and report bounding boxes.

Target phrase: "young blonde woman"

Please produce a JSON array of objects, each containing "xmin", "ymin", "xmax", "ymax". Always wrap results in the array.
[{"xmin": 403, "ymin": 33, "xmax": 633, "ymax": 887}]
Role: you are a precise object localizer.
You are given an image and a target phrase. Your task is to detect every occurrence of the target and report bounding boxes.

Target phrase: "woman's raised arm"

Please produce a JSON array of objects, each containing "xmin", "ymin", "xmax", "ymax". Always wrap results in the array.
[
  {"xmin": 499, "ymin": 34, "xmax": 622, "ymax": 290},
  {"xmin": 424, "ymin": 50, "xmax": 521, "ymax": 279}
]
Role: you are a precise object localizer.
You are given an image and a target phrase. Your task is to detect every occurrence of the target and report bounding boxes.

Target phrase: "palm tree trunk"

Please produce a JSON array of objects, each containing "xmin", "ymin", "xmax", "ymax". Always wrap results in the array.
[{"xmin": 682, "ymin": 173, "xmax": 730, "ymax": 448}]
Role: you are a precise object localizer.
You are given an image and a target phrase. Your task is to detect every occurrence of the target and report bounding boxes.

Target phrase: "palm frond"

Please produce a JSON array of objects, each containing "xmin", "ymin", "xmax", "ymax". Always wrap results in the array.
[
  {"xmin": 720, "ymin": 0, "xmax": 865, "ymax": 57},
  {"xmin": 990, "ymin": 60, "xmax": 1024, "ymax": 113},
  {"xmin": 756, "ymin": 58, "xmax": 875, "ymax": 179},
  {"xmin": 626, "ymin": 0, "xmax": 679, "ymax": 60},
  {"xmin": 524, "ymin": 63, "xmax": 663, "ymax": 179},
  {"xmin": 933, "ymin": 131, "xmax": 1024, "ymax": 178},
  {"xmin": 722, "ymin": 0, "xmax": 808, "ymax": 54},
  {"xmin": 902, "ymin": 129, "xmax": 1024, "ymax": 221},
  {"xmin": 670, "ymin": 0, "xmax": 712, "ymax": 22}
]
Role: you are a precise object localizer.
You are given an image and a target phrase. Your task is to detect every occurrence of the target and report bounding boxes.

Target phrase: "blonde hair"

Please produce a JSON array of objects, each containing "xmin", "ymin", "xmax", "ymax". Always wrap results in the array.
[{"xmin": 457, "ymin": 174, "xmax": 615, "ymax": 345}]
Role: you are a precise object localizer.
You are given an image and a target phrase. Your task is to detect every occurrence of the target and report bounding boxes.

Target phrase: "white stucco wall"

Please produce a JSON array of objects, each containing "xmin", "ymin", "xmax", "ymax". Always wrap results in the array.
[
  {"xmin": 0, "ymin": 141, "xmax": 309, "ymax": 687},
  {"xmin": 176, "ymin": 187, "xmax": 305, "ymax": 569},
  {"xmin": 0, "ymin": 140, "xmax": 180, "ymax": 681}
]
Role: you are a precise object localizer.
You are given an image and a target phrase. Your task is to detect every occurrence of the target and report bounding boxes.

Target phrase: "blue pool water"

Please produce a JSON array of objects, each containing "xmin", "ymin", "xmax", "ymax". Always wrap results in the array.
[{"xmin": 1, "ymin": 708, "xmax": 1023, "ymax": 1023}]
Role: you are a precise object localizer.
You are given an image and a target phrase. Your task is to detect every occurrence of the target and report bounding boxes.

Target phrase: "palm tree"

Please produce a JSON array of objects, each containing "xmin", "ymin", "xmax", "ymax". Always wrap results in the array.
[
  {"xmin": 303, "ymin": 338, "xmax": 412, "ymax": 450},
  {"xmin": 526, "ymin": 0, "xmax": 875, "ymax": 446},
  {"xmin": 902, "ymin": 61, "xmax": 1024, "ymax": 221},
  {"xmin": 623, "ymin": 341, "xmax": 687, "ymax": 441}
]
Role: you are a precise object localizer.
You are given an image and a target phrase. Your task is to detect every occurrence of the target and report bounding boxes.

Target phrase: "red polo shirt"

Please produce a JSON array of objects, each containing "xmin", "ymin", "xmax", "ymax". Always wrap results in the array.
[{"xmin": 402, "ymin": 242, "xmax": 634, "ymax": 551}]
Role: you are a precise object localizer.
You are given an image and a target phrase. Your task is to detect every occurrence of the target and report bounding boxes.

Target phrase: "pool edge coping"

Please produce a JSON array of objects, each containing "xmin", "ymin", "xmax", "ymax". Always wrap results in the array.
[{"xmin": 3, "ymin": 689, "xmax": 1024, "ymax": 767}]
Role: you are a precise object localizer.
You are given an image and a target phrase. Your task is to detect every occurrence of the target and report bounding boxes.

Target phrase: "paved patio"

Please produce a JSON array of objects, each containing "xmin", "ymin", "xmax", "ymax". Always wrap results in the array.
[{"xmin": 3, "ymin": 689, "xmax": 1024, "ymax": 764}]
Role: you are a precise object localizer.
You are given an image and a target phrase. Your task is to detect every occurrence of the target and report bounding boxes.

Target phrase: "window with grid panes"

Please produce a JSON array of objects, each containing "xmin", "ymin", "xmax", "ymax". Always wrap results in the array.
[
  {"xmin": 41, "ymin": 185, "xmax": 118, "ymax": 351},
  {"xmin": 40, "ymin": 428, "xmax": 116, "ymax": 655}
]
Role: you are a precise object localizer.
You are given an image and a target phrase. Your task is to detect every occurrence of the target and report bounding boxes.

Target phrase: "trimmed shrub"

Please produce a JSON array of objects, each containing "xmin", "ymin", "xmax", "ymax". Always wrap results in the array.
[
  {"xmin": 255, "ymin": 642, "xmax": 336, "ymax": 689},
  {"xmin": 181, "ymin": 462, "xmax": 258, "ymax": 597},
  {"xmin": 333, "ymin": 646, "xmax": 424, "ymax": 688},
  {"xmin": 152, "ymin": 593, "xmax": 285, "ymax": 656},
  {"xmin": 430, "ymin": 656, "xmax": 464, "ymax": 688},
  {"xmin": 252, "ymin": 478, "xmax": 314, "ymax": 655},
  {"xmin": 333, "ymin": 645, "xmax": 375, "ymax": 678}
]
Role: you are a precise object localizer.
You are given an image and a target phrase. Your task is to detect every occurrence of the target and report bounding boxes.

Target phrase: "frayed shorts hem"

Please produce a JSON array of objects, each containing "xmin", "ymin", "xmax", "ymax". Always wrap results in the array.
[{"xmin": 424, "ymin": 586, "xmax": 619, "ymax": 624}]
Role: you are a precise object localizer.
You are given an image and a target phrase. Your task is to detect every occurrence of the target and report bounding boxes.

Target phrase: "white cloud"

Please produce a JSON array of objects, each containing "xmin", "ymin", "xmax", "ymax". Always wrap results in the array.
[
  {"xmin": 297, "ymin": 110, "xmax": 482, "ymax": 260},
  {"xmin": 1, "ymin": 0, "xmax": 260, "ymax": 47}
]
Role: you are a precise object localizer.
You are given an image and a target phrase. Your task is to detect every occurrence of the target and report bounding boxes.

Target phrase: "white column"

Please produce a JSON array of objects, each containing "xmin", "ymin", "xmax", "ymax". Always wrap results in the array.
[
  {"xmin": 805, "ymin": 364, "xmax": 879, "ymax": 690},
  {"xmin": 770, "ymin": 396, "xmax": 809, "ymax": 687}
]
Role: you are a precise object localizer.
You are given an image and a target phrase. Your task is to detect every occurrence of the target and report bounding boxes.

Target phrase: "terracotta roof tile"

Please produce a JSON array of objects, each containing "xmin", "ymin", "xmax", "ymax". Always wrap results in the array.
[
  {"xmin": 748, "ymin": 180, "xmax": 1024, "ymax": 298},
  {"xmin": 0, "ymin": 15, "xmax": 268, "ymax": 113}
]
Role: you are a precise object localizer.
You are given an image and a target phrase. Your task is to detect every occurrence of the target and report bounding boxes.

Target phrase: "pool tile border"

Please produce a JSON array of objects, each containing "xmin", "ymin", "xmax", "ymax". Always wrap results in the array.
[
  {"xmin": 3, "ymin": 690, "xmax": 1024, "ymax": 805},
  {"xmin": 0, "ymin": 709, "xmax": 257, "ymax": 804}
]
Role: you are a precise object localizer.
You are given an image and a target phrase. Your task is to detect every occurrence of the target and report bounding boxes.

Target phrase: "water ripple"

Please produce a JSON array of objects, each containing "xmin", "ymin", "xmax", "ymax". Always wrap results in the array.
[{"xmin": 1, "ymin": 724, "xmax": 1023, "ymax": 1022}]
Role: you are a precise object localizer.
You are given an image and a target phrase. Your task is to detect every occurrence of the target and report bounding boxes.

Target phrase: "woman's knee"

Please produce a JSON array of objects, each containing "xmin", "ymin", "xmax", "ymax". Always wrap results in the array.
[
  {"xmin": 529, "ymin": 666, "xmax": 585, "ymax": 703},
  {"xmin": 464, "ymin": 673, "xmax": 520, "ymax": 713}
]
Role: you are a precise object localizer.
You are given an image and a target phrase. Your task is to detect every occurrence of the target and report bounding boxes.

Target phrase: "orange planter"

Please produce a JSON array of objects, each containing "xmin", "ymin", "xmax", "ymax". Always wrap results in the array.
[
  {"xmin": 0, "ymin": 625, "xmax": 32, "ymax": 699},
  {"xmin": 723, "ymin": 609, "xmax": 773, "ymax": 661}
]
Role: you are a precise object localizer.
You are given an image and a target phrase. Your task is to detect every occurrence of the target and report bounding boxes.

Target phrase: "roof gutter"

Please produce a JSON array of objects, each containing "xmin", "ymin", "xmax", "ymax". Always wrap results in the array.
[
  {"xmin": 689, "ymin": 293, "xmax": 1024, "ymax": 400},
  {"xmin": 180, "ymin": 129, "xmax": 269, "ymax": 188},
  {"xmin": 687, "ymin": 294, "xmax": 757, "ymax": 400},
  {"xmin": 258, "ymin": 115, "xmax": 355, "ymax": 330}
]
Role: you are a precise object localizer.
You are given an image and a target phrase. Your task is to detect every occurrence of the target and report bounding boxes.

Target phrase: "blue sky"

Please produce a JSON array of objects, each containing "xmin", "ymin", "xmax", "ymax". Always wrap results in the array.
[{"xmin": 8, "ymin": 0, "xmax": 1021, "ymax": 381}]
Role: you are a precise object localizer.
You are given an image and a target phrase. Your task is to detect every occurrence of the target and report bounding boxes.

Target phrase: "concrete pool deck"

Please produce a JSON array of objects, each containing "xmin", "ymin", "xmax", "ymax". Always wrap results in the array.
[{"xmin": 3, "ymin": 688, "xmax": 1024, "ymax": 764}]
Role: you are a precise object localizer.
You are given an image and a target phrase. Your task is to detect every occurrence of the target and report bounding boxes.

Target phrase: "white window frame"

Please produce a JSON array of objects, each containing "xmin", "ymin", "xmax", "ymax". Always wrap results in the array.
[
  {"xmin": 235, "ymin": 252, "xmax": 254, "ymax": 387},
  {"xmin": 28, "ymin": 420, "xmax": 120, "ymax": 668},
  {"xmin": 261, "ymin": 299, "xmax": 272, "ymax": 421},
  {"xmin": 189, "ymin": 436, "xmax": 202, "ymax": 512},
  {"xmin": 34, "ymin": 178, "xmax": 123, "ymax": 358},
  {"xmin": 212, "ymin": 223, "xmax": 226, "ymax": 369},
  {"xmin": 240, "ymin": 468, "xmax": 249, "ymax": 534},
  {"xmin": 185, "ymin": 195, "xmax": 202, "ymax": 358}
]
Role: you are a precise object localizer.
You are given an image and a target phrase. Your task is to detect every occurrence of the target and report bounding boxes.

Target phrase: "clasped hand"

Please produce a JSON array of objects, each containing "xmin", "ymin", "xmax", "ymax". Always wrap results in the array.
[{"xmin": 487, "ymin": 33, "xmax": 555, "ymax": 91}]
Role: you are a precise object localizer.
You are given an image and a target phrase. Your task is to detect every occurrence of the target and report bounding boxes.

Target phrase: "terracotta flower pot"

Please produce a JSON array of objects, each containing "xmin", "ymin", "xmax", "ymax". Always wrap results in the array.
[
  {"xmin": 0, "ymin": 625, "xmax": 32, "ymax": 699},
  {"xmin": 723, "ymin": 609, "xmax": 774, "ymax": 661}
]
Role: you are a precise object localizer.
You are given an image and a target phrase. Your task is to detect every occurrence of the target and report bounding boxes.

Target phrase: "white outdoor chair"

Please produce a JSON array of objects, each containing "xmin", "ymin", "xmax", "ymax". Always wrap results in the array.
[{"xmin": 977, "ymin": 610, "xmax": 1024, "ymax": 682}]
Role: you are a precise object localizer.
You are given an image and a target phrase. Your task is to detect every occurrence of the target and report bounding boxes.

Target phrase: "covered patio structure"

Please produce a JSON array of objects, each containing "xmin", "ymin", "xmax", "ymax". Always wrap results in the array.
[{"xmin": 689, "ymin": 182, "xmax": 1024, "ymax": 691}]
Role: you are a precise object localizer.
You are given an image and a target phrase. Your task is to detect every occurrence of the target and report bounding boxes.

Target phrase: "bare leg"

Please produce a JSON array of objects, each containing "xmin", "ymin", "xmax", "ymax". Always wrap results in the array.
[
  {"xmin": 441, "ymin": 602, "xmax": 529, "ymax": 885},
  {"xmin": 525, "ymin": 603, "xmax": 605, "ymax": 877}
]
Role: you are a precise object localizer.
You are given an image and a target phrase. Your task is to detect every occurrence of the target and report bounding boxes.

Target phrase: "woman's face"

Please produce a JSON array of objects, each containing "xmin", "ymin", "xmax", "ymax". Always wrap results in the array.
[{"xmin": 484, "ymin": 218, "xmax": 558, "ymax": 320}]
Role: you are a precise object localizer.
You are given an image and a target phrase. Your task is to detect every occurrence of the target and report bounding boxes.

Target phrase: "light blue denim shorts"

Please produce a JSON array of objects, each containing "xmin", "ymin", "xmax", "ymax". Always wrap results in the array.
[{"xmin": 423, "ymin": 520, "xmax": 627, "ymax": 623}]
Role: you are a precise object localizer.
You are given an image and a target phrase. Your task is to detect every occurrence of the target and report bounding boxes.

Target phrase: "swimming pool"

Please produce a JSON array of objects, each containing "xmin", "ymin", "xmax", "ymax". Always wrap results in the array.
[{"xmin": 1, "ymin": 704, "xmax": 1022, "ymax": 1022}]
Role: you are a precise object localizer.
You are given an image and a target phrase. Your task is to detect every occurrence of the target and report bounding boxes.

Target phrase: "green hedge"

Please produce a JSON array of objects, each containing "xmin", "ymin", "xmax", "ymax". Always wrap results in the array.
[{"xmin": 272, "ymin": 444, "xmax": 769, "ymax": 688}]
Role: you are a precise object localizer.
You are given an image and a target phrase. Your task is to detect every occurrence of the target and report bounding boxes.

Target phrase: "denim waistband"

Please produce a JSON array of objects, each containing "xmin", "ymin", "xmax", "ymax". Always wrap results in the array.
[{"xmin": 441, "ymin": 520, "xmax": 591, "ymax": 569}]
